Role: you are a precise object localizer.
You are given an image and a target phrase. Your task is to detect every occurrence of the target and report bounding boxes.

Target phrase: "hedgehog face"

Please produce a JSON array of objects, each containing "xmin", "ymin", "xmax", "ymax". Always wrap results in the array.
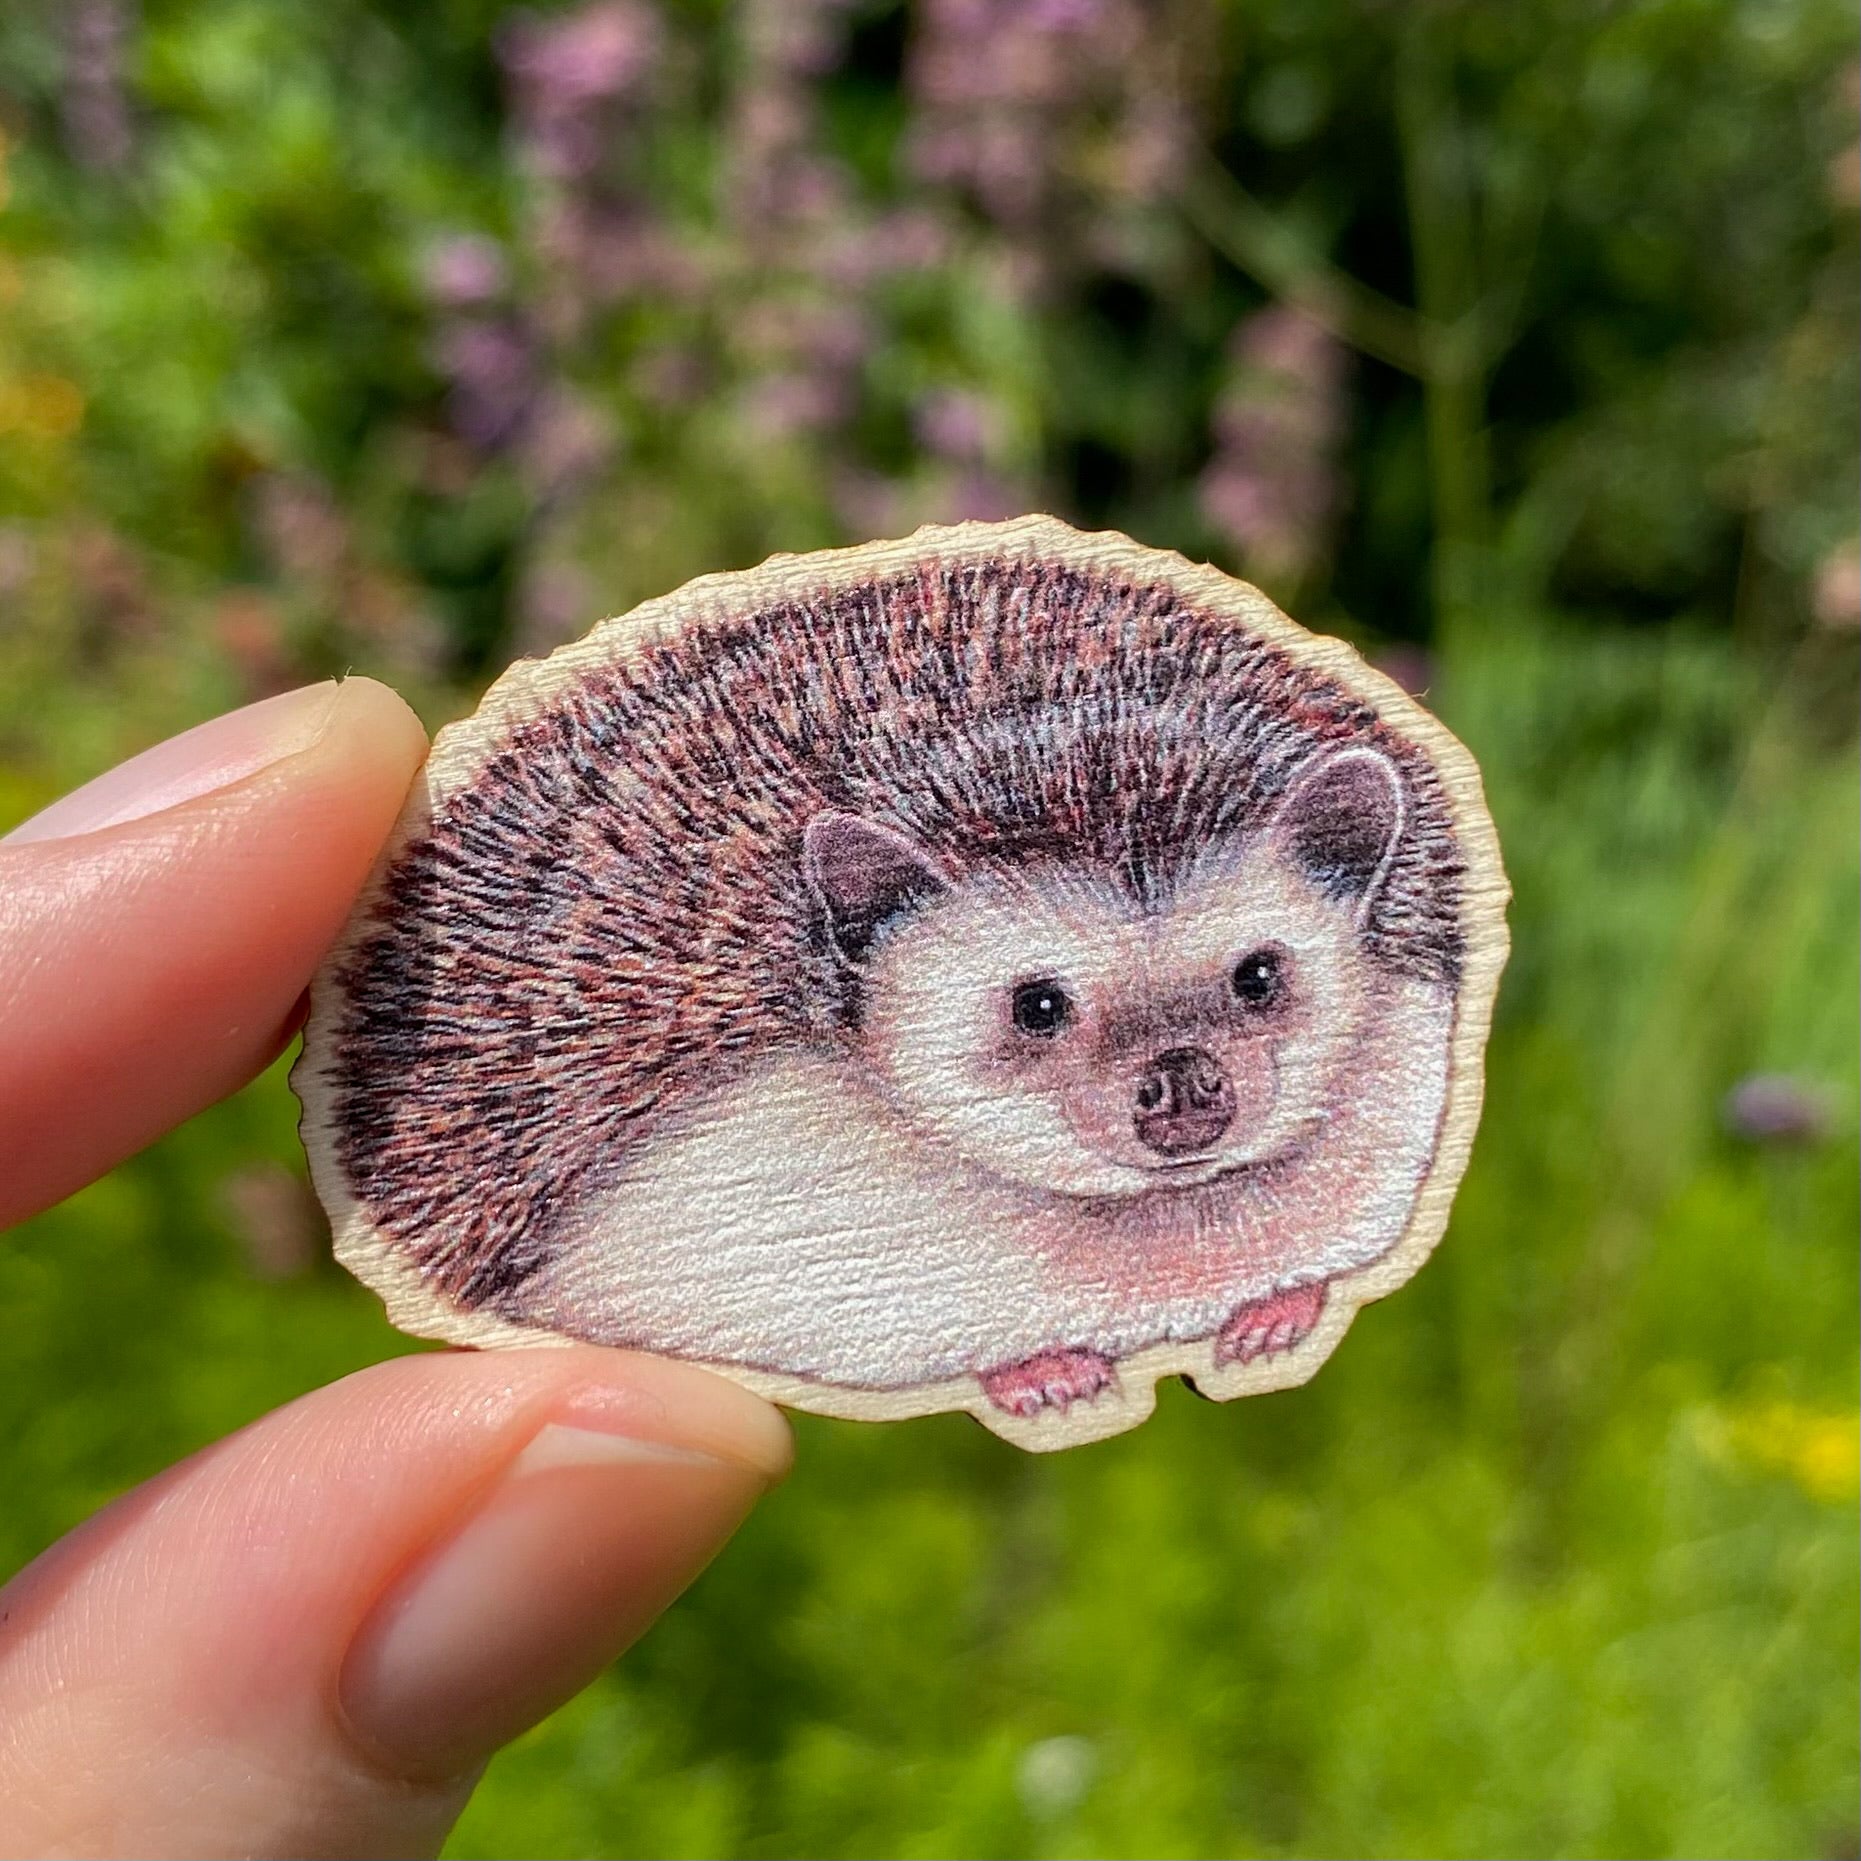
[{"xmin": 804, "ymin": 748, "xmax": 1407, "ymax": 1202}]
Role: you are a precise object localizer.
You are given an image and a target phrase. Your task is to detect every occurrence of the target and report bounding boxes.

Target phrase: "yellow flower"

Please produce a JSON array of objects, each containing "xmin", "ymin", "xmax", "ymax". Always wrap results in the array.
[
  {"xmin": 0, "ymin": 373, "xmax": 85, "ymax": 440},
  {"xmin": 1719, "ymin": 1399, "xmax": 1861, "ymax": 1506}
]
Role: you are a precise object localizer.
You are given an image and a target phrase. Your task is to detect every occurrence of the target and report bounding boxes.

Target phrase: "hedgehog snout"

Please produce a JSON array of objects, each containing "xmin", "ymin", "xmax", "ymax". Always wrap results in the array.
[{"xmin": 1132, "ymin": 1046, "xmax": 1235, "ymax": 1157}]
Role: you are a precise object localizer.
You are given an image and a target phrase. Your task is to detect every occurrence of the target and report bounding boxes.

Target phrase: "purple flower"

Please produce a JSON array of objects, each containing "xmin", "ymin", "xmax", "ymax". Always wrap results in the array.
[
  {"xmin": 822, "ymin": 208, "xmax": 953, "ymax": 287},
  {"xmin": 1723, "ymin": 1075, "xmax": 1836, "ymax": 1146},
  {"xmin": 253, "ymin": 474, "xmax": 349, "ymax": 583},
  {"xmin": 1030, "ymin": 0, "xmax": 1113, "ymax": 27},
  {"xmin": 804, "ymin": 302, "xmax": 872, "ymax": 373},
  {"xmin": 740, "ymin": 370, "xmax": 849, "ymax": 440},
  {"xmin": 498, "ymin": 1, "xmax": 662, "ymax": 180},
  {"xmin": 1198, "ymin": 306, "xmax": 1349, "ymax": 585},
  {"xmin": 904, "ymin": 0, "xmax": 1150, "ymax": 230},
  {"xmin": 422, "ymin": 235, "xmax": 509, "ymax": 309},
  {"xmin": 535, "ymin": 196, "xmax": 704, "ymax": 308},
  {"xmin": 498, "ymin": 2, "xmax": 659, "ymax": 106},
  {"xmin": 1237, "ymin": 302, "xmax": 1344, "ymax": 389},
  {"xmin": 61, "ymin": 0, "xmax": 136, "ymax": 172},
  {"xmin": 741, "ymin": 0, "xmax": 857, "ymax": 80},
  {"xmin": 722, "ymin": 3, "xmax": 858, "ymax": 242},
  {"xmin": 1112, "ymin": 97, "xmax": 1190, "ymax": 202},
  {"xmin": 521, "ymin": 389, "xmax": 614, "ymax": 499},
  {"xmin": 914, "ymin": 390, "xmax": 1000, "ymax": 463},
  {"xmin": 434, "ymin": 318, "xmax": 540, "ymax": 450}
]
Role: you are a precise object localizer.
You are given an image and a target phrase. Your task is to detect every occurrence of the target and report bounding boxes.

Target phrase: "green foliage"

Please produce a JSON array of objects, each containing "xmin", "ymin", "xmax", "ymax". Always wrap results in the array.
[{"xmin": 0, "ymin": 0, "xmax": 1855, "ymax": 1855}]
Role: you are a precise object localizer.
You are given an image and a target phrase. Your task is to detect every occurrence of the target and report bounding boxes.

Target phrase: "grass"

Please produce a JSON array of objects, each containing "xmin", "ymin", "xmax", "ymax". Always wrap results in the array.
[{"xmin": 0, "ymin": 608, "xmax": 1854, "ymax": 1859}]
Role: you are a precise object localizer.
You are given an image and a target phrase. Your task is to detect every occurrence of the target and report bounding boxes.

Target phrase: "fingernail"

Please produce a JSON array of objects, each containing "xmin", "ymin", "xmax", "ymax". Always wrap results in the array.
[
  {"xmin": 3, "ymin": 681, "xmax": 340, "ymax": 844},
  {"xmin": 338, "ymin": 1412, "xmax": 777, "ymax": 1781}
]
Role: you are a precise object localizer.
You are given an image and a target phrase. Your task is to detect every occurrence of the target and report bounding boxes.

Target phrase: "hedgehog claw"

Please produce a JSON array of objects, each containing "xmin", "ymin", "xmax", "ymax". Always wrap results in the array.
[
  {"xmin": 980, "ymin": 1349, "xmax": 1117, "ymax": 1418},
  {"xmin": 1215, "ymin": 1282, "xmax": 1327, "ymax": 1366}
]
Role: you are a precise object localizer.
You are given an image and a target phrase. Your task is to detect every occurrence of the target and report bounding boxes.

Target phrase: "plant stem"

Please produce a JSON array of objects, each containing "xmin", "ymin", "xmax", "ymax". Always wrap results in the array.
[
  {"xmin": 1180, "ymin": 158, "xmax": 1434, "ymax": 379},
  {"xmin": 1394, "ymin": 27, "xmax": 1495, "ymax": 663}
]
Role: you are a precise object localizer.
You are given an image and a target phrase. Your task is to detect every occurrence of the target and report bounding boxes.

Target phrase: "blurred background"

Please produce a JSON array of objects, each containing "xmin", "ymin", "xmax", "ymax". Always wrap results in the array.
[{"xmin": 0, "ymin": 1, "xmax": 1856, "ymax": 1855}]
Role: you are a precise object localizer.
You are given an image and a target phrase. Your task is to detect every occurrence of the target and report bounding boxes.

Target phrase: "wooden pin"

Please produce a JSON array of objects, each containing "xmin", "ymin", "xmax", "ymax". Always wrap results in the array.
[{"xmin": 296, "ymin": 518, "xmax": 1509, "ymax": 1450}]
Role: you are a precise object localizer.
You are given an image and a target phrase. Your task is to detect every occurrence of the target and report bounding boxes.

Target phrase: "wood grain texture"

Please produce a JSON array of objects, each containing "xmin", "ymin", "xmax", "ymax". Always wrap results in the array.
[{"xmin": 295, "ymin": 517, "xmax": 1509, "ymax": 1451}]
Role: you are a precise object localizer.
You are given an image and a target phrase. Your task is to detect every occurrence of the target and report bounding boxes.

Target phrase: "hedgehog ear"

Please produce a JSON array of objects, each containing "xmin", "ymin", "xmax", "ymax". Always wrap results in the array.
[
  {"xmin": 1265, "ymin": 747, "xmax": 1406, "ymax": 920},
  {"xmin": 804, "ymin": 812, "xmax": 952, "ymax": 966}
]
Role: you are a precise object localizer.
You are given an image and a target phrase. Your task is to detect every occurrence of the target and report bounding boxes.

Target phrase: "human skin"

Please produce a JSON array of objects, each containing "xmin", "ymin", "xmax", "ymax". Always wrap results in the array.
[{"xmin": 0, "ymin": 678, "xmax": 793, "ymax": 1860}]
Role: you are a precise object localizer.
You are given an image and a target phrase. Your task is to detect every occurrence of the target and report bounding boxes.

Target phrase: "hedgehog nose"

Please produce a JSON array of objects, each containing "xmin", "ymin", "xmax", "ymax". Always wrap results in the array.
[{"xmin": 1133, "ymin": 1046, "xmax": 1235, "ymax": 1157}]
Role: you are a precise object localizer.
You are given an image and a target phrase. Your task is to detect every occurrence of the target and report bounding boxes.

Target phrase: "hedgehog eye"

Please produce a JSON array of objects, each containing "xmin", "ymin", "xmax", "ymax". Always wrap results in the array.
[
  {"xmin": 1010, "ymin": 978, "xmax": 1073, "ymax": 1037},
  {"xmin": 1232, "ymin": 947, "xmax": 1286, "ymax": 1010}
]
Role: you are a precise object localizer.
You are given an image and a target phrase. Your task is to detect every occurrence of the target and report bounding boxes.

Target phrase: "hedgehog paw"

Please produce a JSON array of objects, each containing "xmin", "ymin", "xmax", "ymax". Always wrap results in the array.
[
  {"xmin": 980, "ymin": 1350, "xmax": 1117, "ymax": 1418},
  {"xmin": 1214, "ymin": 1282, "xmax": 1327, "ymax": 1366}
]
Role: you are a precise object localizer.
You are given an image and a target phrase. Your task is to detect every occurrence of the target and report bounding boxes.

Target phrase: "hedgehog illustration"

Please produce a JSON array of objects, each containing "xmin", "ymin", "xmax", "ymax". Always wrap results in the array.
[{"xmin": 297, "ymin": 519, "xmax": 1507, "ymax": 1450}]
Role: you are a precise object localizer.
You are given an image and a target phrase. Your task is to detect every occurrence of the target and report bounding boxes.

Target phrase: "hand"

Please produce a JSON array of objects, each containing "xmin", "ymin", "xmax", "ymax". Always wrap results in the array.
[{"xmin": 0, "ymin": 680, "xmax": 792, "ymax": 1860}]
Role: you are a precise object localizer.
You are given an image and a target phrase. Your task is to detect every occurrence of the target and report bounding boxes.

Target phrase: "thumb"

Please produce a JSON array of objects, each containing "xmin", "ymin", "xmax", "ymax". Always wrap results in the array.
[
  {"xmin": 0, "ymin": 676, "xmax": 429, "ymax": 1228},
  {"xmin": 0, "ymin": 1346, "xmax": 791, "ymax": 1860}
]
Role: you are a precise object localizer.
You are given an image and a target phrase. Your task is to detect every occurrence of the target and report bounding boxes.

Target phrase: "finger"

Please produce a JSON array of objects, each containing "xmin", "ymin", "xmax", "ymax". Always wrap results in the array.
[
  {"xmin": 0, "ymin": 678, "xmax": 428, "ymax": 1228},
  {"xmin": 0, "ymin": 1345, "xmax": 792, "ymax": 1860}
]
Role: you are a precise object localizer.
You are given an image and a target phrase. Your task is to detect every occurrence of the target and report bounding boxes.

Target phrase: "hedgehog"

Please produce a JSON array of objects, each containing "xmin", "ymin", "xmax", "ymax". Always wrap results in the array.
[{"xmin": 297, "ymin": 519, "xmax": 1507, "ymax": 1449}]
